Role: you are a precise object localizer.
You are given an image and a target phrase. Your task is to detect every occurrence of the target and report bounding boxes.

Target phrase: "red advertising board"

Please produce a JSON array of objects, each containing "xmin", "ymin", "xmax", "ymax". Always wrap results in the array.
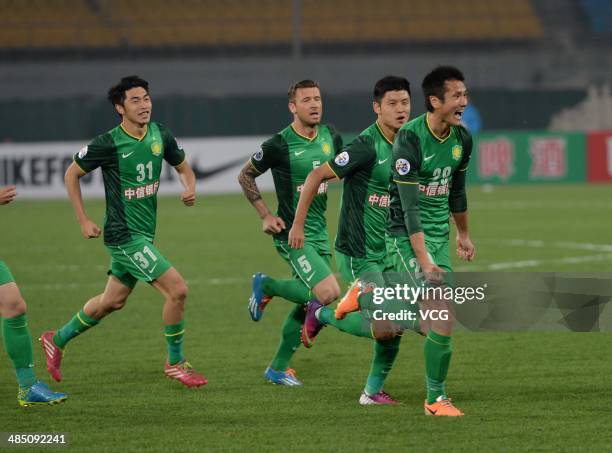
[{"xmin": 587, "ymin": 131, "xmax": 612, "ymax": 182}]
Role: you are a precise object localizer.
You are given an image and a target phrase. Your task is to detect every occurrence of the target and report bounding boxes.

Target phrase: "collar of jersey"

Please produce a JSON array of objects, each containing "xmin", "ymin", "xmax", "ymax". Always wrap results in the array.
[
  {"xmin": 425, "ymin": 113, "xmax": 451, "ymax": 144},
  {"xmin": 290, "ymin": 124, "xmax": 318, "ymax": 142},
  {"xmin": 374, "ymin": 121, "xmax": 394, "ymax": 146},
  {"xmin": 120, "ymin": 123, "xmax": 149, "ymax": 142}
]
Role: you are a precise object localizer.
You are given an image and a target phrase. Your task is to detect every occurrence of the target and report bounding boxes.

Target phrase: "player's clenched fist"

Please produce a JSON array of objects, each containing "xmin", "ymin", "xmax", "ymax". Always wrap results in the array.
[
  {"xmin": 0, "ymin": 185, "xmax": 17, "ymax": 205},
  {"xmin": 180, "ymin": 190, "xmax": 196, "ymax": 206},
  {"xmin": 262, "ymin": 213, "xmax": 285, "ymax": 235},
  {"xmin": 80, "ymin": 219, "xmax": 101, "ymax": 238}
]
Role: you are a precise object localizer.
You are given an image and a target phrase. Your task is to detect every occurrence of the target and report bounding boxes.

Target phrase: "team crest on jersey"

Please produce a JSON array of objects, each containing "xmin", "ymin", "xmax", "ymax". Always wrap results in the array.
[
  {"xmin": 452, "ymin": 145, "xmax": 462, "ymax": 161},
  {"xmin": 334, "ymin": 151, "xmax": 349, "ymax": 167},
  {"xmin": 78, "ymin": 146, "xmax": 88, "ymax": 158},
  {"xmin": 253, "ymin": 149, "xmax": 264, "ymax": 161},
  {"xmin": 396, "ymin": 158, "xmax": 410, "ymax": 175},
  {"xmin": 322, "ymin": 143, "xmax": 331, "ymax": 155},
  {"xmin": 151, "ymin": 142, "xmax": 162, "ymax": 156}
]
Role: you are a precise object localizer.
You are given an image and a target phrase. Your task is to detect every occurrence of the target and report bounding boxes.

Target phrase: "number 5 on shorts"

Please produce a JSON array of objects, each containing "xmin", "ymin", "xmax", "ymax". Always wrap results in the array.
[{"xmin": 298, "ymin": 255, "xmax": 312, "ymax": 274}]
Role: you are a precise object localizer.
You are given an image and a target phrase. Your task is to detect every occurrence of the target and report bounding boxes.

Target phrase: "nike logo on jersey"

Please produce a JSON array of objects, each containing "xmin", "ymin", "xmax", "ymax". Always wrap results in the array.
[
  {"xmin": 122, "ymin": 151, "xmax": 135, "ymax": 158},
  {"xmin": 306, "ymin": 272, "xmax": 317, "ymax": 282},
  {"xmin": 378, "ymin": 158, "xmax": 389, "ymax": 165},
  {"xmin": 423, "ymin": 155, "xmax": 434, "ymax": 161},
  {"xmin": 294, "ymin": 150, "xmax": 306, "ymax": 156},
  {"xmin": 148, "ymin": 263, "xmax": 158, "ymax": 274}
]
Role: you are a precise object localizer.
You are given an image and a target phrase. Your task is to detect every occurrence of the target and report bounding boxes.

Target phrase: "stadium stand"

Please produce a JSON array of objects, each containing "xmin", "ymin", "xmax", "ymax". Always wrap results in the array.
[{"xmin": 0, "ymin": 0, "xmax": 543, "ymax": 51}]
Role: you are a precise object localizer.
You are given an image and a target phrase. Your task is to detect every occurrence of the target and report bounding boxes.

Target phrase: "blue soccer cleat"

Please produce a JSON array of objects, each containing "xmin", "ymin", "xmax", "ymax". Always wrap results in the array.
[
  {"xmin": 264, "ymin": 367, "xmax": 303, "ymax": 386},
  {"xmin": 249, "ymin": 272, "xmax": 272, "ymax": 321},
  {"xmin": 18, "ymin": 380, "xmax": 68, "ymax": 407}
]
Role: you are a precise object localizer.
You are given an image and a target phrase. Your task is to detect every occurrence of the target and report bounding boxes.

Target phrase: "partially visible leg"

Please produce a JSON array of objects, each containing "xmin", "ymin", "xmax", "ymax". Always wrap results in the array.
[
  {"xmin": 152, "ymin": 267, "xmax": 207, "ymax": 388},
  {"xmin": 0, "ymin": 282, "xmax": 35, "ymax": 389},
  {"xmin": 41, "ymin": 275, "xmax": 132, "ymax": 382}
]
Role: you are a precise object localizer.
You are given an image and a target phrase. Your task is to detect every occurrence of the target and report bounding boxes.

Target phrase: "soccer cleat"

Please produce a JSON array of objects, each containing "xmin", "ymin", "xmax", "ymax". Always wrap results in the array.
[
  {"xmin": 301, "ymin": 300, "xmax": 325, "ymax": 348},
  {"xmin": 18, "ymin": 380, "xmax": 68, "ymax": 407},
  {"xmin": 39, "ymin": 331, "xmax": 63, "ymax": 382},
  {"xmin": 249, "ymin": 272, "xmax": 272, "ymax": 321},
  {"xmin": 264, "ymin": 367, "xmax": 303, "ymax": 386},
  {"xmin": 165, "ymin": 360, "xmax": 208, "ymax": 388},
  {"xmin": 335, "ymin": 280, "xmax": 362, "ymax": 320},
  {"xmin": 424, "ymin": 396, "xmax": 464, "ymax": 417},
  {"xmin": 359, "ymin": 391, "xmax": 399, "ymax": 406}
]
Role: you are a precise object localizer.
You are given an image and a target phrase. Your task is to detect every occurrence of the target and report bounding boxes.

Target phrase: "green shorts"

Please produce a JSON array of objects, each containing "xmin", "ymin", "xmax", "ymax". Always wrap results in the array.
[
  {"xmin": 335, "ymin": 250, "xmax": 392, "ymax": 286},
  {"xmin": 386, "ymin": 235, "xmax": 452, "ymax": 273},
  {"xmin": 0, "ymin": 260, "xmax": 15, "ymax": 286},
  {"xmin": 274, "ymin": 240, "xmax": 333, "ymax": 290},
  {"xmin": 106, "ymin": 238, "xmax": 172, "ymax": 289}
]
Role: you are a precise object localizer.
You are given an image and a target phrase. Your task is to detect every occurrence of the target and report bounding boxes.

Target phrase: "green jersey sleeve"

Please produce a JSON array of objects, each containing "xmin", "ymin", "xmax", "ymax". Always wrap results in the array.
[
  {"xmin": 327, "ymin": 135, "xmax": 375, "ymax": 179},
  {"xmin": 326, "ymin": 123, "xmax": 344, "ymax": 155},
  {"xmin": 158, "ymin": 123, "xmax": 186, "ymax": 167},
  {"xmin": 449, "ymin": 126, "xmax": 473, "ymax": 213},
  {"xmin": 74, "ymin": 133, "xmax": 114, "ymax": 173},
  {"xmin": 250, "ymin": 134, "xmax": 284, "ymax": 173},
  {"xmin": 392, "ymin": 129, "xmax": 422, "ymax": 183}
]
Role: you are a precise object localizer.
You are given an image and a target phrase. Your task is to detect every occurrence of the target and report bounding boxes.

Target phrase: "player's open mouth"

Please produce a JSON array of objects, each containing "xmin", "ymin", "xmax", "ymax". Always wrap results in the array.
[
  {"xmin": 396, "ymin": 115, "xmax": 407, "ymax": 122},
  {"xmin": 454, "ymin": 111, "xmax": 463, "ymax": 120}
]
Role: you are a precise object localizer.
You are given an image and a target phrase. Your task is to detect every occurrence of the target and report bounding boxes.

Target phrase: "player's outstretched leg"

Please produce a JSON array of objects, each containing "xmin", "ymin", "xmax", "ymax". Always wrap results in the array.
[
  {"xmin": 154, "ymin": 268, "xmax": 207, "ymax": 388},
  {"xmin": 0, "ymin": 279, "xmax": 67, "ymax": 407},
  {"xmin": 248, "ymin": 272, "xmax": 312, "ymax": 321},
  {"xmin": 41, "ymin": 276, "xmax": 131, "ymax": 382}
]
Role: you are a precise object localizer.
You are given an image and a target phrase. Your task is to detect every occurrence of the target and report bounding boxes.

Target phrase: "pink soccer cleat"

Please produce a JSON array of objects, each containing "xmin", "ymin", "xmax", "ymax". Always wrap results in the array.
[
  {"xmin": 164, "ymin": 361, "xmax": 208, "ymax": 388},
  {"xmin": 39, "ymin": 331, "xmax": 63, "ymax": 382}
]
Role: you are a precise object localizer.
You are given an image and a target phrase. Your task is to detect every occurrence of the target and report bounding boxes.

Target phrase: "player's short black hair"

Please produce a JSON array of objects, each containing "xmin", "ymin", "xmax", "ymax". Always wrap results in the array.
[
  {"xmin": 107, "ymin": 75, "xmax": 149, "ymax": 107},
  {"xmin": 288, "ymin": 80, "xmax": 320, "ymax": 103},
  {"xmin": 373, "ymin": 76, "xmax": 411, "ymax": 104},
  {"xmin": 422, "ymin": 66, "xmax": 465, "ymax": 112}
]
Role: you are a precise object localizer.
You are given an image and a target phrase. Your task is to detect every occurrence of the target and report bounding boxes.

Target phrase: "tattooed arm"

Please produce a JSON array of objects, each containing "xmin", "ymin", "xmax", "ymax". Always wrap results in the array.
[{"xmin": 238, "ymin": 161, "xmax": 285, "ymax": 235}]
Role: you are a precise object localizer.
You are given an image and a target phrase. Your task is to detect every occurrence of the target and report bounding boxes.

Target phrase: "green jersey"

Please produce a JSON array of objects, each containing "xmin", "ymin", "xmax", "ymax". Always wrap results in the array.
[
  {"xmin": 74, "ymin": 122, "xmax": 185, "ymax": 246},
  {"xmin": 387, "ymin": 113, "xmax": 472, "ymax": 241},
  {"xmin": 328, "ymin": 122, "xmax": 394, "ymax": 259},
  {"xmin": 250, "ymin": 124, "xmax": 342, "ymax": 247}
]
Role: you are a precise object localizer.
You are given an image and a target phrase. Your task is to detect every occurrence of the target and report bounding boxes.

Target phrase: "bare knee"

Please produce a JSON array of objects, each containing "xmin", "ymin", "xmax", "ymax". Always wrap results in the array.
[
  {"xmin": 313, "ymin": 279, "xmax": 340, "ymax": 305},
  {"xmin": 169, "ymin": 280, "xmax": 188, "ymax": 304},
  {"xmin": 0, "ymin": 294, "xmax": 27, "ymax": 318}
]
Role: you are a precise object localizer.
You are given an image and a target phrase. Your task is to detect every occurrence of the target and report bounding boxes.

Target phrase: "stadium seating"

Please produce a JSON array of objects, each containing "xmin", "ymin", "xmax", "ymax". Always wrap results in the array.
[{"xmin": 0, "ymin": 0, "xmax": 543, "ymax": 51}]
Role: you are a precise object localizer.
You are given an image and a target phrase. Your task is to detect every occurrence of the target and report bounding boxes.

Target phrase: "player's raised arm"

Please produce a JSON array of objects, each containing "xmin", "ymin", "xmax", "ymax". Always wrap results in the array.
[
  {"xmin": 174, "ymin": 160, "xmax": 196, "ymax": 206},
  {"xmin": 288, "ymin": 164, "xmax": 337, "ymax": 249},
  {"xmin": 64, "ymin": 161, "xmax": 101, "ymax": 239},
  {"xmin": 0, "ymin": 185, "xmax": 17, "ymax": 205}
]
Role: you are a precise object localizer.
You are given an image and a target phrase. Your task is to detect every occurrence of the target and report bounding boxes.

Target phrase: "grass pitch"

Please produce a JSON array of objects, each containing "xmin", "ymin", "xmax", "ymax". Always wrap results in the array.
[{"xmin": 1, "ymin": 184, "xmax": 611, "ymax": 452}]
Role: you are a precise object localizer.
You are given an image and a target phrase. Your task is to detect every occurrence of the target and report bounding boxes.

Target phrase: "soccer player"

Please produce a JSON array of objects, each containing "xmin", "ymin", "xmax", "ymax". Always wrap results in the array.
[
  {"xmin": 385, "ymin": 66, "xmax": 475, "ymax": 416},
  {"xmin": 288, "ymin": 76, "xmax": 411, "ymax": 404},
  {"xmin": 238, "ymin": 80, "xmax": 343, "ymax": 386},
  {"xmin": 39, "ymin": 76, "xmax": 207, "ymax": 388},
  {"xmin": 0, "ymin": 185, "xmax": 68, "ymax": 406}
]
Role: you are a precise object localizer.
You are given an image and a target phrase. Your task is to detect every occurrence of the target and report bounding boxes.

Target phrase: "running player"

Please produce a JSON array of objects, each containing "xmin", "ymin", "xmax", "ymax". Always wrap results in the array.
[
  {"xmin": 288, "ymin": 76, "xmax": 411, "ymax": 404},
  {"xmin": 1, "ymin": 185, "xmax": 68, "ymax": 406},
  {"xmin": 39, "ymin": 76, "xmax": 207, "ymax": 388},
  {"xmin": 238, "ymin": 80, "xmax": 343, "ymax": 385}
]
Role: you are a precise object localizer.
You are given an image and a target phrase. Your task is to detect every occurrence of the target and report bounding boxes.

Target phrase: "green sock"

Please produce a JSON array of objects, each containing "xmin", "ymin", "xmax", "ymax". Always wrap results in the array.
[
  {"xmin": 54, "ymin": 309, "xmax": 99, "ymax": 349},
  {"xmin": 317, "ymin": 307, "xmax": 372, "ymax": 339},
  {"xmin": 164, "ymin": 320, "xmax": 185, "ymax": 366},
  {"xmin": 269, "ymin": 305, "xmax": 305, "ymax": 371},
  {"xmin": 2, "ymin": 314, "xmax": 36, "ymax": 389},
  {"xmin": 364, "ymin": 336, "xmax": 401, "ymax": 395},
  {"xmin": 424, "ymin": 330, "xmax": 452, "ymax": 403},
  {"xmin": 262, "ymin": 277, "xmax": 311, "ymax": 305}
]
